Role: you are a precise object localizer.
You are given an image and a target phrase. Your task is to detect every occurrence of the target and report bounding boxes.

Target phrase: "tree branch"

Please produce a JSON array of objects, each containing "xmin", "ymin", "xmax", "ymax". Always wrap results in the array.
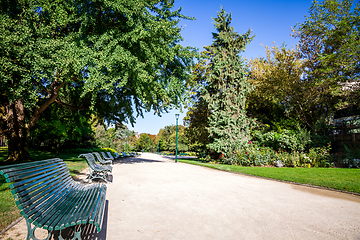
[
  {"xmin": 27, "ymin": 71, "xmax": 66, "ymax": 129},
  {"xmin": 54, "ymin": 99, "xmax": 89, "ymax": 110}
]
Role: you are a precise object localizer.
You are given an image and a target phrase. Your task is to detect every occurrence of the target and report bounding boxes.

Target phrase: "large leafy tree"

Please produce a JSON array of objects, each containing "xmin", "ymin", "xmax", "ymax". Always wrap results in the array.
[
  {"xmin": 293, "ymin": 0, "xmax": 360, "ymax": 110},
  {"xmin": 29, "ymin": 104, "xmax": 93, "ymax": 154},
  {"xmin": 247, "ymin": 44, "xmax": 335, "ymax": 130},
  {"xmin": 0, "ymin": 0, "xmax": 196, "ymax": 161},
  {"xmin": 204, "ymin": 8, "xmax": 253, "ymax": 160}
]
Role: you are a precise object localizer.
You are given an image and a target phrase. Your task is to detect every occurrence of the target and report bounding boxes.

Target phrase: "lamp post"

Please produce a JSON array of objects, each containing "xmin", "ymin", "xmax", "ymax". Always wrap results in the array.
[
  {"xmin": 125, "ymin": 134, "xmax": 128, "ymax": 155},
  {"xmin": 175, "ymin": 114, "xmax": 179, "ymax": 163}
]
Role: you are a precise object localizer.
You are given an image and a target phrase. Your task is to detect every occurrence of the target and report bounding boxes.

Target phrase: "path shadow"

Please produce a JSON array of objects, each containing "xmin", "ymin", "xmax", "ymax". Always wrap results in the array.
[
  {"xmin": 52, "ymin": 200, "xmax": 108, "ymax": 240},
  {"xmin": 73, "ymin": 171, "xmax": 113, "ymax": 184}
]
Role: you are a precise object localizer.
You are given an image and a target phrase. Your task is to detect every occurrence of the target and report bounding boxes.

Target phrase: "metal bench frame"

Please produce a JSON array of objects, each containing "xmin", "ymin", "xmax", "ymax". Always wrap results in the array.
[
  {"xmin": 79, "ymin": 153, "xmax": 112, "ymax": 183},
  {"xmin": 0, "ymin": 158, "xmax": 107, "ymax": 240}
]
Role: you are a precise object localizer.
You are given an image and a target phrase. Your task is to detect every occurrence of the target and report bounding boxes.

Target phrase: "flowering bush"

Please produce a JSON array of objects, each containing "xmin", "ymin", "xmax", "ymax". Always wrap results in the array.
[
  {"xmin": 233, "ymin": 142, "xmax": 333, "ymax": 167},
  {"xmin": 235, "ymin": 144, "xmax": 276, "ymax": 166}
]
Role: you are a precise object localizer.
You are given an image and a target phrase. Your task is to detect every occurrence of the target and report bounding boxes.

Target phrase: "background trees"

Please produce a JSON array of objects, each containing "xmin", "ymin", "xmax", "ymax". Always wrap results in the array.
[
  {"xmin": 293, "ymin": 0, "xmax": 360, "ymax": 111},
  {"xmin": 184, "ymin": 0, "xmax": 359, "ymax": 162},
  {"xmin": 247, "ymin": 44, "xmax": 334, "ymax": 131},
  {"xmin": 154, "ymin": 125, "xmax": 187, "ymax": 152},
  {"xmin": 0, "ymin": 0, "xmax": 196, "ymax": 161}
]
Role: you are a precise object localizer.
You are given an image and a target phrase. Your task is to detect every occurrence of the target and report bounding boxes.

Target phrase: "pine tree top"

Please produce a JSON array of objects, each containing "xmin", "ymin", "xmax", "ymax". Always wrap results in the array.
[{"xmin": 210, "ymin": 7, "xmax": 254, "ymax": 54}]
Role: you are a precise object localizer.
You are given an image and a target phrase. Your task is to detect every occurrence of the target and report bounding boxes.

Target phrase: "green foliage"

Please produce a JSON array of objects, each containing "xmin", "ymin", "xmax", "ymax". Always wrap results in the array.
[
  {"xmin": 252, "ymin": 128, "xmax": 312, "ymax": 153},
  {"xmin": 155, "ymin": 124, "xmax": 188, "ymax": 152},
  {"xmin": 205, "ymin": 8, "xmax": 254, "ymax": 158},
  {"xmin": 29, "ymin": 104, "xmax": 93, "ymax": 152},
  {"xmin": 184, "ymin": 48, "xmax": 213, "ymax": 155},
  {"xmin": 232, "ymin": 143, "xmax": 333, "ymax": 168},
  {"xmin": 134, "ymin": 133, "xmax": 155, "ymax": 152},
  {"xmin": 92, "ymin": 123, "xmax": 136, "ymax": 153},
  {"xmin": 247, "ymin": 44, "xmax": 334, "ymax": 131},
  {"xmin": 0, "ymin": 0, "xmax": 197, "ymax": 161},
  {"xmin": 294, "ymin": 0, "xmax": 360, "ymax": 110}
]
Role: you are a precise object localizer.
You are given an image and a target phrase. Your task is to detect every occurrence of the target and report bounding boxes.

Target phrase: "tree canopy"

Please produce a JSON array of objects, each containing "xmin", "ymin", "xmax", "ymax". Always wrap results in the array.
[
  {"xmin": 293, "ymin": 0, "xmax": 360, "ymax": 110},
  {"xmin": 0, "ymin": 0, "xmax": 196, "ymax": 161}
]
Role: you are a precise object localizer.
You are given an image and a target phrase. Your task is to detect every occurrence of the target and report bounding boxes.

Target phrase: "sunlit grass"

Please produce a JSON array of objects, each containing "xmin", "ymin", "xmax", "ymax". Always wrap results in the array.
[{"xmin": 179, "ymin": 159, "xmax": 360, "ymax": 194}]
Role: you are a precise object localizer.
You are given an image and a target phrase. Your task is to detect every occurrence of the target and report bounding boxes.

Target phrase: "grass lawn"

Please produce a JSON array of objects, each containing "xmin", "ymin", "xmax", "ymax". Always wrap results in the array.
[
  {"xmin": 179, "ymin": 159, "xmax": 360, "ymax": 194},
  {"xmin": 0, "ymin": 147, "xmax": 88, "ymax": 232}
]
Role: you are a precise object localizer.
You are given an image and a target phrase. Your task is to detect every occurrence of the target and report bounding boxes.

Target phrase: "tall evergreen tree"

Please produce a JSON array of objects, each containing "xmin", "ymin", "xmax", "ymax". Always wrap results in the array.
[{"xmin": 205, "ymin": 8, "xmax": 254, "ymax": 160}]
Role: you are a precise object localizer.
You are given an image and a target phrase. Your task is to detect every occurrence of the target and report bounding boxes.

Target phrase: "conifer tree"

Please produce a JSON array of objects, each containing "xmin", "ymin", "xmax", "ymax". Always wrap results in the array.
[{"xmin": 205, "ymin": 8, "xmax": 254, "ymax": 160}]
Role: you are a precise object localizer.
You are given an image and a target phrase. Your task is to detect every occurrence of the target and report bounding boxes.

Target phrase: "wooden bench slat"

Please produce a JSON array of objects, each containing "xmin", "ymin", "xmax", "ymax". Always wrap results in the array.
[
  {"xmin": 74, "ymin": 184, "xmax": 102, "ymax": 225},
  {"xmin": 93, "ymin": 152, "xmax": 112, "ymax": 165},
  {"xmin": 0, "ymin": 159, "xmax": 63, "ymax": 181},
  {"xmin": 89, "ymin": 184, "xmax": 106, "ymax": 226},
  {"xmin": 50, "ymin": 184, "xmax": 92, "ymax": 230}
]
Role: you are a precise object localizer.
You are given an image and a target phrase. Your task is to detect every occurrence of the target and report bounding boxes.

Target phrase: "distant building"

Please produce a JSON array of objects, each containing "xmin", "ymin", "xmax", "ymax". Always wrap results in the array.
[{"xmin": 331, "ymin": 80, "xmax": 360, "ymax": 146}]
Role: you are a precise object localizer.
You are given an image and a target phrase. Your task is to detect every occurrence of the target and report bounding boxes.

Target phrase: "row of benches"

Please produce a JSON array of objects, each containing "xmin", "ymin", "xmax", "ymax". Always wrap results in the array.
[{"xmin": 0, "ymin": 151, "xmax": 139, "ymax": 240}]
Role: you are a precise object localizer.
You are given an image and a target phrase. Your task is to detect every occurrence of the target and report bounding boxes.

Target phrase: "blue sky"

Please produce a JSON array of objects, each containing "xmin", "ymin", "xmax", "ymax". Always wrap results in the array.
[{"xmin": 127, "ymin": 0, "xmax": 313, "ymax": 135}]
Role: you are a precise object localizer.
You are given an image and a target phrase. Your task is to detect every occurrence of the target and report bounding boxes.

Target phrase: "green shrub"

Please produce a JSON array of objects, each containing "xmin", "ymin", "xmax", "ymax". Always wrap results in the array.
[
  {"xmin": 233, "ymin": 142, "xmax": 332, "ymax": 168},
  {"xmin": 252, "ymin": 128, "xmax": 311, "ymax": 152}
]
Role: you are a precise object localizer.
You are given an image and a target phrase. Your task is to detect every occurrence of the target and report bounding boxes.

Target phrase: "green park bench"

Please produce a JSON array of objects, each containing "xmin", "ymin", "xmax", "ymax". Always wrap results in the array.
[
  {"xmin": 101, "ymin": 152, "xmax": 114, "ymax": 162},
  {"xmin": 122, "ymin": 152, "xmax": 131, "ymax": 157},
  {"xmin": 106, "ymin": 152, "xmax": 115, "ymax": 160},
  {"xmin": 79, "ymin": 153, "xmax": 112, "ymax": 183},
  {"xmin": 179, "ymin": 153, "xmax": 187, "ymax": 156},
  {"xmin": 0, "ymin": 158, "xmax": 107, "ymax": 240},
  {"xmin": 114, "ymin": 152, "xmax": 123, "ymax": 159},
  {"xmin": 92, "ymin": 152, "xmax": 112, "ymax": 165}
]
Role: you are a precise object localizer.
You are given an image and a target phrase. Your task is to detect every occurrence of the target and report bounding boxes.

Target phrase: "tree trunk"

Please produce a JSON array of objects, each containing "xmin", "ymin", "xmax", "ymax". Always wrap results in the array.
[{"xmin": 4, "ymin": 99, "xmax": 31, "ymax": 162}]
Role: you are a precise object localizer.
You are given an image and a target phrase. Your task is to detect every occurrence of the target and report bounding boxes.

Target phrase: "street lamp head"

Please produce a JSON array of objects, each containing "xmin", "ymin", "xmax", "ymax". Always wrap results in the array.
[{"xmin": 175, "ymin": 114, "xmax": 180, "ymax": 119}]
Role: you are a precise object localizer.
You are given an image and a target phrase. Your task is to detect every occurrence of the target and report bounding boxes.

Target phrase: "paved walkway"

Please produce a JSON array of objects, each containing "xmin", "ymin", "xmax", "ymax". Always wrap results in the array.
[
  {"xmin": 104, "ymin": 153, "xmax": 360, "ymax": 240},
  {"xmin": 2, "ymin": 153, "xmax": 360, "ymax": 239}
]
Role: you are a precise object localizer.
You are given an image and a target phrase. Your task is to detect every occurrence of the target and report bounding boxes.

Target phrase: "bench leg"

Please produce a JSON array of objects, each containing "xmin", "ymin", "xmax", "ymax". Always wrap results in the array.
[
  {"xmin": 58, "ymin": 225, "xmax": 83, "ymax": 240},
  {"xmin": 25, "ymin": 219, "xmax": 51, "ymax": 240}
]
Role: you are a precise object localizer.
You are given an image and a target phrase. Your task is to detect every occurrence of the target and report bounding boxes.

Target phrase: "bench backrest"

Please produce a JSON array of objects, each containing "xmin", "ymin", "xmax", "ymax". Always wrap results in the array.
[
  {"xmin": 79, "ymin": 153, "xmax": 112, "ymax": 172},
  {"xmin": 101, "ymin": 152, "xmax": 113, "ymax": 160},
  {"xmin": 92, "ymin": 152, "xmax": 112, "ymax": 165},
  {"xmin": 105, "ymin": 152, "xmax": 114, "ymax": 160}
]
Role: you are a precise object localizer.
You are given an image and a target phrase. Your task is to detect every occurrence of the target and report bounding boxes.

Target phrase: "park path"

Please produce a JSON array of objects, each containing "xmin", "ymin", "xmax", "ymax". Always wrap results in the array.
[
  {"xmin": 1, "ymin": 152, "xmax": 360, "ymax": 240},
  {"xmin": 104, "ymin": 153, "xmax": 360, "ymax": 240}
]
